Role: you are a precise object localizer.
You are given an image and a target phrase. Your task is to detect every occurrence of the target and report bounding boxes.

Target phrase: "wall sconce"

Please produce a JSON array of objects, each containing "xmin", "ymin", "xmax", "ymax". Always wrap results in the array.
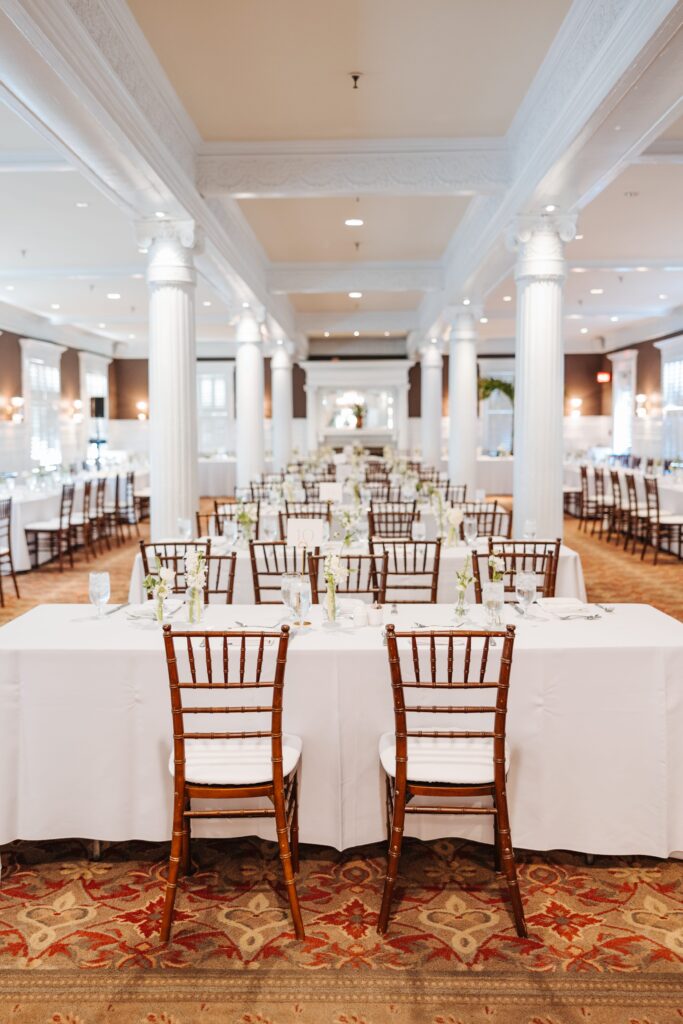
[
  {"xmin": 6, "ymin": 396, "xmax": 24, "ymax": 424},
  {"xmin": 635, "ymin": 393, "xmax": 647, "ymax": 419},
  {"xmin": 136, "ymin": 400, "xmax": 148, "ymax": 421},
  {"xmin": 596, "ymin": 371, "xmax": 611, "ymax": 384},
  {"xmin": 71, "ymin": 399, "xmax": 84, "ymax": 424},
  {"xmin": 569, "ymin": 396, "xmax": 583, "ymax": 419}
]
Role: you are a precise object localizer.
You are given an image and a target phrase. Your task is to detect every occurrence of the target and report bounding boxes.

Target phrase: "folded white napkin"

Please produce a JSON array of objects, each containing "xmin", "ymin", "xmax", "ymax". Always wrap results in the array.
[
  {"xmin": 125, "ymin": 599, "xmax": 183, "ymax": 620},
  {"xmin": 538, "ymin": 598, "xmax": 596, "ymax": 618}
]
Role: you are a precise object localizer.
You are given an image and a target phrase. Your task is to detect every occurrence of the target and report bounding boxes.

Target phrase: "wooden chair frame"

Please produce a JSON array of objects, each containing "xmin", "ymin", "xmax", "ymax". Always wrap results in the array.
[
  {"xmin": 471, "ymin": 539, "xmax": 561, "ymax": 603},
  {"xmin": 160, "ymin": 624, "xmax": 304, "ymax": 942},
  {"xmin": 214, "ymin": 500, "xmax": 261, "ymax": 541},
  {"xmin": 140, "ymin": 540, "xmax": 212, "ymax": 598},
  {"xmin": 641, "ymin": 476, "xmax": 683, "ymax": 564},
  {"xmin": 368, "ymin": 501, "xmax": 418, "ymax": 539},
  {"xmin": 378, "ymin": 623, "xmax": 526, "ymax": 938},
  {"xmin": 457, "ymin": 506, "xmax": 512, "ymax": 541},
  {"xmin": 280, "ymin": 502, "xmax": 332, "ymax": 541},
  {"xmin": 249, "ymin": 541, "xmax": 315, "ymax": 604},
  {"xmin": 0, "ymin": 497, "xmax": 20, "ymax": 604},
  {"xmin": 308, "ymin": 551, "xmax": 388, "ymax": 604},
  {"xmin": 25, "ymin": 482, "xmax": 75, "ymax": 572},
  {"xmin": 369, "ymin": 539, "xmax": 441, "ymax": 604}
]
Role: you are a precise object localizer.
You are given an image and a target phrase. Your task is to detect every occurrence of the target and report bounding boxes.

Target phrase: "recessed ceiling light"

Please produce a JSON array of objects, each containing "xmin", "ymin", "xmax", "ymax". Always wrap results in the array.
[
  {"xmin": 50, "ymin": 303, "xmax": 60, "ymax": 310},
  {"xmin": 6, "ymin": 285, "xmax": 15, "ymax": 291},
  {"xmin": 635, "ymin": 266, "xmax": 649, "ymax": 272},
  {"xmin": 353, "ymin": 330, "xmax": 360, "ymax": 337},
  {"xmin": 242, "ymin": 301, "xmax": 250, "ymax": 309},
  {"xmin": 502, "ymin": 295, "xmax": 512, "ymax": 302},
  {"xmin": 202, "ymin": 300, "xmax": 212, "ymax": 307},
  {"xmin": 479, "ymin": 316, "xmax": 488, "ymax": 324},
  {"xmin": 128, "ymin": 333, "xmax": 136, "ymax": 339},
  {"xmin": 544, "ymin": 204, "xmax": 557, "ymax": 213},
  {"xmin": 154, "ymin": 210, "xmax": 166, "ymax": 219},
  {"xmin": 138, "ymin": 247, "xmax": 148, "ymax": 255},
  {"xmin": 659, "ymin": 293, "xmax": 668, "ymax": 300},
  {"xmin": 107, "ymin": 292, "xmax": 121, "ymax": 300},
  {"xmin": 131, "ymin": 273, "xmax": 143, "ymax": 279},
  {"xmin": 348, "ymin": 291, "xmax": 363, "ymax": 299},
  {"xmin": 567, "ymin": 314, "xmax": 583, "ymax": 320},
  {"xmin": 324, "ymin": 331, "xmax": 330, "ymax": 337},
  {"xmin": 345, "ymin": 218, "xmax": 364, "ymax": 227},
  {"xmin": 571, "ymin": 268, "xmax": 587, "ymax": 274},
  {"xmin": 462, "ymin": 298, "xmax": 471, "ymax": 306},
  {"xmin": 610, "ymin": 316, "xmax": 619, "ymax": 322},
  {"xmin": 575, "ymin": 234, "xmax": 584, "ymax": 240},
  {"xmin": 614, "ymin": 124, "xmax": 622, "ymax": 132},
  {"xmin": 75, "ymin": 201, "xmax": 89, "ymax": 209},
  {"xmin": 98, "ymin": 322, "xmax": 106, "ymax": 329},
  {"xmin": 580, "ymin": 327, "xmax": 589, "ymax": 334},
  {"xmin": 590, "ymin": 288, "xmax": 604, "ymax": 295},
  {"xmin": 276, "ymin": 338, "xmax": 283, "ymax": 345}
]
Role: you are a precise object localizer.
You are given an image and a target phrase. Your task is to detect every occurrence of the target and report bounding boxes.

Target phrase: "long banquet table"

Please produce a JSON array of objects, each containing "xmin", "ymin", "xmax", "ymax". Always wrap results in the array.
[
  {"xmin": 1, "ymin": 601, "xmax": 681, "ymax": 858},
  {"xmin": 128, "ymin": 539, "xmax": 587, "ymax": 605},
  {"xmin": 563, "ymin": 463, "xmax": 683, "ymax": 515}
]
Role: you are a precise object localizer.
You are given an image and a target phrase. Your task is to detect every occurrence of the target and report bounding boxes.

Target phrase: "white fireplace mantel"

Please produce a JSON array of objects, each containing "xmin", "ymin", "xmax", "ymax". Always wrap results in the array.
[{"xmin": 299, "ymin": 360, "xmax": 411, "ymax": 452}]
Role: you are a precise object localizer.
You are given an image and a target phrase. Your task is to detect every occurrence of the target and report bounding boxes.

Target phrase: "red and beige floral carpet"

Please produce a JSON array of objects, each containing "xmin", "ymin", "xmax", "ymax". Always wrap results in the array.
[{"xmin": 0, "ymin": 512, "xmax": 682, "ymax": 1020}]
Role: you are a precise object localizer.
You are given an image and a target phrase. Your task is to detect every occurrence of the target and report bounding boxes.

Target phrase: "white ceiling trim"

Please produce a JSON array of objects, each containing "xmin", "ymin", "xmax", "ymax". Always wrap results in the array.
[
  {"xmin": 197, "ymin": 138, "xmax": 509, "ymax": 199},
  {"xmin": 297, "ymin": 311, "xmax": 417, "ymax": 334},
  {"xmin": 0, "ymin": 150, "xmax": 74, "ymax": 172},
  {"xmin": 268, "ymin": 261, "xmax": 443, "ymax": 295},
  {"xmin": 635, "ymin": 138, "xmax": 683, "ymax": 164},
  {"xmin": 0, "ymin": 300, "xmax": 115, "ymax": 357}
]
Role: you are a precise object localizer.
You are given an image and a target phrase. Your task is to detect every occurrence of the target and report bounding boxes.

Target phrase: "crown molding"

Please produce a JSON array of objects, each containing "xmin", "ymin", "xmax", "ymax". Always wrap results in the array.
[
  {"xmin": 197, "ymin": 137, "xmax": 509, "ymax": 198},
  {"xmin": 268, "ymin": 261, "xmax": 443, "ymax": 295}
]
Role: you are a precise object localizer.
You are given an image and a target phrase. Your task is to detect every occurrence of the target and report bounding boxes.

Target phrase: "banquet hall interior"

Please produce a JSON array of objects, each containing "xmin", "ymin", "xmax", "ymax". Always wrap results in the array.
[{"xmin": 0, "ymin": 1, "xmax": 682, "ymax": 1020}]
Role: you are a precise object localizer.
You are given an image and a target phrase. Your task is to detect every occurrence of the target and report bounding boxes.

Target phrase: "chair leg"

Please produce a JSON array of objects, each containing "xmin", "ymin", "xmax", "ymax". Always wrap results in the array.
[
  {"xmin": 180, "ymin": 798, "xmax": 191, "ymax": 877},
  {"xmin": 289, "ymin": 775, "xmax": 300, "ymax": 875},
  {"xmin": 377, "ymin": 773, "xmax": 407, "ymax": 935},
  {"xmin": 494, "ymin": 783, "xmax": 527, "ymax": 938},
  {"xmin": 273, "ymin": 786, "xmax": 305, "ymax": 939},
  {"xmin": 160, "ymin": 784, "xmax": 185, "ymax": 943},
  {"xmin": 493, "ymin": 807, "xmax": 502, "ymax": 873},
  {"xmin": 0, "ymin": 569, "xmax": 4, "ymax": 607}
]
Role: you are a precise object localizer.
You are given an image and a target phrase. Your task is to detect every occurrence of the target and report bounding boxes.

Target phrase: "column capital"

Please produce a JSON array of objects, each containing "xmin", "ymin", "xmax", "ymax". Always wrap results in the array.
[
  {"xmin": 235, "ymin": 307, "xmax": 263, "ymax": 345},
  {"xmin": 138, "ymin": 219, "xmax": 201, "ymax": 288},
  {"xmin": 419, "ymin": 339, "xmax": 443, "ymax": 366},
  {"xmin": 270, "ymin": 343, "xmax": 293, "ymax": 370},
  {"xmin": 446, "ymin": 307, "xmax": 480, "ymax": 340},
  {"xmin": 508, "ymin": 212, "xmax": 577, "ymax": 283}
]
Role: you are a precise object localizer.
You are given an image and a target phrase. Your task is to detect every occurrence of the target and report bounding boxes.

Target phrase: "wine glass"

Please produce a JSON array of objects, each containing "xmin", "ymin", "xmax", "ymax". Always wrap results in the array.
[
  {"xmin": 177, "ymin": 517, "xmax": 192, "ymax": 541},
  {"xmin": 280, "ymin": 572, "xmax": 300, "ymax": 621},
  {"xmin": 463, "ymin": 516, "xmax": 478, "ymax": 547},
  {"xmin": 523, "ymin": 519, "xmax": 537, "ymax": 540},
  {"xmin": 515, "ymin": 571, "xmax": 537, "ymax": 616},
  {"xmin": 89, "ymin": 571, "xmax": 111, "ymax": 618},
  {"xmin": 412, "ymin": 520, "xmax": 427, "ymax": 542},
  {"xmin": 223, "ymin": 518, "xmax": 239, "ymax": 549}
]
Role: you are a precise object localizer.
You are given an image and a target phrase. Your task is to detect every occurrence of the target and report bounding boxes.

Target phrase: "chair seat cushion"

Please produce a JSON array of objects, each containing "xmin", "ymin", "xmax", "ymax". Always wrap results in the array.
[
  {"xmin": 169, "ymin": 734, "xmax": 302, "ymax": 786},
  {"xmin": 24, "ymin": 518, "xmax": 63, "ymax": 532},
  {"xmin": 134, "ymin": 487, "xmax": 151, "ymax": 498},
  {"xmin": 0, "ymin": 546, "xmax": 9, "ymax": 557},
  {"xmin": 70, "ymin": 513, "xmax": 86, "ymax": 526},
  {"xmin": 658, "ymin": 514, "xmax": 683, "ymax": 526},
  {"xmin": 379, "ymin": 732, "xmax": 509, "ymax": 786}
]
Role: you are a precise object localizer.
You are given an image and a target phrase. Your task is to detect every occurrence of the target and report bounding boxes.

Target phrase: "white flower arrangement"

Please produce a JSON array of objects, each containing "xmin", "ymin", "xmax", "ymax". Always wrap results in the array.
[
  {"xmin": 338, "ymin": 508, "xmax": 361, "ymax": 547},
  {"xmin": 489, "ymin": 552, "xmax": 506, "ymax": 582},
  {"xmin": 143, "ymin": 557, "xmax": 175, "ymax": 600},
  {"xmin": 447, "ymin": 506, "xmax": 464, "ymax": 546},
  {"xmin": 455, "ymin": 552, "xmax": 474, "ymax": 593},
  {"xmin": 324, "ymin": 552, "xmax": 349, "ymax": 587},
  {"xmin": 184, "ymin": 549, "xmax": 207, "ymax": 593}
]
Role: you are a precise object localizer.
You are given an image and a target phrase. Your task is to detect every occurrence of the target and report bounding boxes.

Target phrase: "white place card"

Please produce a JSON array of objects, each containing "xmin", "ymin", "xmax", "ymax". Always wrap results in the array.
[
  {"xmin": 318, "ymin": 482, "xmax": 343, "ymax": 503},
  {"xmin": 286, "ymin": 518, "xmax": 324, "ymax": 549}
]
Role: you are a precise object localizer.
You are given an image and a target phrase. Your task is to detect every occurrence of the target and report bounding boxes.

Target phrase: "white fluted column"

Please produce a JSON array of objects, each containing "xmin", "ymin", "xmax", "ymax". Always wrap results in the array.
[
  {"xmin": 512, "ymin": 214, "xmax": 575, "ymax": 538},
  {"xmin": 235, "ymin": 309, "xmax": 265, "ymax": 490},
  {"xmin": 271, "ymin": 344, "xmax": 293, "ymax": 472},
  {"xmin": 420, "ymin": 341, "xmax": 443, "ymax": 468},
  {"xmin": 143, "ymin": 221, "xmax": 199, "ymax": 540},
  {"xmin": 448, "ymin": 310, "xmax": 478, "ymax": 492}
]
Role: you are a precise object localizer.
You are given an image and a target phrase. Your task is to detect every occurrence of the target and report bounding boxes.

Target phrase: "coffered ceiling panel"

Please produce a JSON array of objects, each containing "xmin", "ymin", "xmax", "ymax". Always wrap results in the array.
[
  {"xmin": 128, "ymin": 0, "xmax": 570, "ymax": 141},
  {"xmin": 290, "ymin": 290, "xmax": 422, "ymax": 313},
  {"xmin": 236, "ymin": 196, "xmax": 470, "ymax": 262}
]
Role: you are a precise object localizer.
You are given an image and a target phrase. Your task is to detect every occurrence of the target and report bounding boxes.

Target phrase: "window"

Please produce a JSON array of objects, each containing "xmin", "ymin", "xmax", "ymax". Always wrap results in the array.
[
  {"xmin": 658, "ymin": 338, "xmax": 683, "ymax": 460},
  {"xmin": 197, "ymin": 362, "xmax": 234, "ymax": 453},
  {"xmin": 20, "ymin": 339, "xmax": 66, "ymax": 469}
]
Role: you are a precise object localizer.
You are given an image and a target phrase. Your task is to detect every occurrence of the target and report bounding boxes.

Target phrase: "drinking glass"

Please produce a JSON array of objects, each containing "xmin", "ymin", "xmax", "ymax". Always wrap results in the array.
[
  {"xmin": 293, "ymin": 576, "xmax": 312, "ymax": 626},
  {"xmin": 280, "ymin": 572, "xmax": 300, "ymax": 620},
  {"xmin": 412, "ymin": 520, "xmax": 427, "ymax": 542},
  {"xmin": 463, "ymin": 516, "xmax": 478, "ymax": 547},
  {"xmin": 177, "ymin": 517, "xmax": 192, "ymax": 541},
  {"xmin": 515, "ymin": 571, "xmax": 537, "ymax": 615},
  {"xmin": 523, "ymin": 519, "xmax": 537, "ymax": 540},
  {"xmin": 89, "ymin": 571, "xmax": 111, "ymax": 618},
  {"xmin": 261, "ymin": 515, "xmax": 278, "ymax": 542},
  {"xmin": 223, "ymin": 518, "xmax": 239, "ymax": 548}
]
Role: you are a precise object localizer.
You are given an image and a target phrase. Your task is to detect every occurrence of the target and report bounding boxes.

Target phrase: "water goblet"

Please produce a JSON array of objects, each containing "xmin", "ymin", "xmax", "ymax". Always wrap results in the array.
[
  {"xmin": 515, "ymin": 571, "xmax": 537, "ymax": 616},
  {"xmin": 523, "ymin": 519, "xmax": 537, "ymax": 540},
  {"xmin": 412, "ymin": 520, "xmax": 427, "ymax": 542},
  {"xmin": 177, "ymin": 517, "xmax": 192, "ymax": 541},
  {"xmin": 463, "ymin": 516, "xmax": 478, "ymax": 547},
  {"xmin": 280, "ymin": 572, "xmax": 300, "ymax": 621},
  {"xmin": 223, "ymin": 518, "xmax": 239, "ymax": 549},
  {"xmin": 293, "ymin": 576, "xmax": 312, "ymax": 627},
  {"xmin": 89, "ymin": 571, "xmax": 111, "ymax": 618}
]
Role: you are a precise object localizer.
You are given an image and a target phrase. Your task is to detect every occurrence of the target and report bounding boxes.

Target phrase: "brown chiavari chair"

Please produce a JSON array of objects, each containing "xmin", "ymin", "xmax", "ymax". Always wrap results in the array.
[
  {"xmin": 445, "ymin": 484, "xmax": 467, "ymax": 504},
  {"xmin": 302, "ymin": 480, "xmax": 321, "ymax": 501},
  {"xmin": 605, "ymin": 469, "xmax": 627, "ymax": 544},
  {"xmin": 160, "ymin": 623, "xmax": 304, "ymax": 942},
  {"xmin": 0, "ymin": 497, "xmax": 20, "ymax": 604},
  {"xmin": 470, "ymin": 538, "xmax": 561, "ymax": 603},
  {"xmin": 369, "ymin": 539, "xmax": 441, "ymax": 604},
  {"xmin": 418, "ymin": 467, "xmax": 440, "ymax": 483},
  {"xmin": 457, "ymin": 507, "xmax": 512, "ymax": 541},
  {"xmin": 140, "ymin": 540, "xmax": 212, "ymax": 598},
  {"xmin": 591, "ymin": 467, "xmax": 612, "ymax": 539},
  {"xmin": 117, "ymin": 471, "xmax": 139, "ymax": 541},
  {"xmin": 90, "ymin": 476, "xmax": 110, "ymax": 553},
  {"xmin": 280, "ymin": 501, "xmax": 332, "ymax": 540},
  {"xmin": 641, "ymin": 476, "xmax": 683, "ymax": 564},
  {"xmin": 249, "ymin": 541, "xmax": 314, "ymax": 604},
  {"xmin": 25, "ymin": 482, "xmax": 75, "ymax": 572},
  {"xmin": 69, "ymin": 479, "xmax": 97, "ymax": 561},
  {"xmin": 368, "ymin": 501, "xmax": 418, "ymax": 539},
  {"xmin": 262, "ymin": 472, "xmax": 285, "ymax": 485},
  {"xmin": 406, "ymin": 460, "xmax": 421, "ymax": 473},
  {"xmin": 250, "ymin": 482, "xmax": 273, "ymax": 501},
  {"xmin": 197, "ymin": 511, "xmax": 225, "ymax": 537},
  {"xmin": 215, "ymin": 500, "xmax": 261, "ymax": 540},
  {"xmin": 104, "ymin": 475, "xmax": 122, "ymax": 545},
  {"xmin": 205, "ymin": 552, "xmax": 238, "ymax": 603},
  {"xmin": 304, "ymin": 465, "xmax": 336, "ymax": 481},
  {"xmin": 365, "ymin": 481, "xmax": 390, "ymax": 501},
  {"xmin": 645, "ymin": 458, "xmax": 655, "ymax": 474},
  {"xmin": 365, "ymin": 468, "xmax": 390, "ymax": 484},
  {"xmin": 577, "ymin": 466, "xmax": 599, "ymax": 532},
  {"xmin": 377, "ymin": 623, "xmax": 525, "ymax": 937},
  {"xmin": 623, "ymin": 473, "xmax": 649, "ymax": 554},
  {"xmin": 308, "ymin": 551, "xmax": 388, "ymax": 604}
]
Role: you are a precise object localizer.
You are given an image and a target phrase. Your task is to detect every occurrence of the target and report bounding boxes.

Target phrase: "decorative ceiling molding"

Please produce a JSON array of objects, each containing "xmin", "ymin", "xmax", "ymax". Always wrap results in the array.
[
  {"xmin": 268, "ymin": 261, "xmax": 443, "ymax": 295},
  {"xmin": 635, "ymin": 139, "xmax": 683, "ymax": 164},
  {"xmin": 0, "ymin": 150, "xmax": 74, "ymax": 173},
  {"xmin": 0, "ymin": 300, "xmax": 116, "ymax": 356},
  {"xmin": 197, "ymin": 138, "xmax": 509, "ymax": 198},
  {"xmin": 297, "ymin": 311, "xmax": 417, "ymax": 334}
]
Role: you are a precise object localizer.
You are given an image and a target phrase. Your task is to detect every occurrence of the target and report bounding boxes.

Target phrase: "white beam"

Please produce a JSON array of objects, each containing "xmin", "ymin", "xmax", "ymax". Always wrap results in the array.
[
  {"xmin": 197, "ymin": 138, "xmax": 509, "ymax": 198},
  {"xmin": 635, "ymin": 138, "xmax": 683, "ymax": 164},
  {"xmin": 0, "ymin": 150, "xmax": 74, "ymax": 172},
  {"xmin": 297, "ymin": 311, "xmax": 417, "ymax": 335},
  {"xmin": 268, "ymin": 261, "xmax": 443, "ymax": 295}
]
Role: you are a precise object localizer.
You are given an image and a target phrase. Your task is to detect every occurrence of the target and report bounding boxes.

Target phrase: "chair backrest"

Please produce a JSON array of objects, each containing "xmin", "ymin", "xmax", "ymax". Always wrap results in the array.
[
  {"xmin": 94, "ymin": 476, "xmax": 107, "ymax": 517},
  {"xmin": 369, "ymin": 538, "xmax": 441, "ymax": 603},
  {"xmin": 446, "ymin": 484, "xmax": 467, "ymax": 503},
  {"xmin": 458, "ymin": 507, "xmax": 511, "ymax": 540},
  {"xmin": 162, "ymin": 623, "xmax": 291, "ymax": 790},
  {"xmin": 580, "ymin": 465, "xmax": 591, "ymax": 503},
  {"xmin": 206, "ymin": 552, "xmax": 237, "ymax": 604},
  {"xmin": 196, "ymin": 511, "xmax": 224, "ymax": 537},
  {"xmin": 302, "ymin": 480, "xmax": 322, "ymax": 501},
  {"xmin": 307, "ymin": 551, "xmax": 388, "ymax": 604},
  {"xmin": 214, "ymin": 500, "xmax": 260, "ymax": 539},
  {"xmin": 365, "ymin": 481, "xmax": 391, "ymax": 501},
  {"xmin": 624, "ymin": 472, "xmax": 640, "ymax": 517},
  {"xmin": 59, "ymin": 483, "xmax": 76, "ymax": 526},
  {"xmin": 365, "ymin": 469, "xmax": 390, "ymax": 484},
  {"xmin": 0, "ymin": 496, "xmax": 12, "ymax": 548},
  {"xmin": 368, "ymin": 500, "xmax": 418, "ymax": 539},
  {"xmin": 418, "ymin": 468, "xmax": 439, "ymax": 482},
  {"xmin": 81, "ymin": 479, "xmax": 93, "ymax": 518},
  {"xmin": 384, "ymin": 623, "xmax": 516, "ymax": 789},
  {"xmin": 140, "ymin": 540, "xmax": 212, "ymax": 597},
  {"xmin": 249, "ymin": 541, "xmax": 315, "ymax": 604},
  {"xmin": 471, "ymin": 538, "xmax": 561, "ymax": 603},
  {"xmin": 609, "ymin": 469, "xmax": 622, "ymax": 508},
  {"xmin": 643, "ymin": 475, "xmax": 661, "ymax": 522},
  {"xmin": 280, "ymin": 502, "xmax": 332, "ymax": 540},
  {"xmin": 250, "ymin": 482, "xmax": 272, "ymax": 501},
  {"xmin": 594, "ymin": 467, "xmax": 607, "ymax": 503},
  {"xmin": 262, "ymin": 472, "xmax": 284, "ymax": 485}
]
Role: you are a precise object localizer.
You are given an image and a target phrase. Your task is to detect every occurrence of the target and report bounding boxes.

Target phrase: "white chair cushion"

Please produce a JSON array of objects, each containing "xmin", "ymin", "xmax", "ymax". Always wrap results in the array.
[
  {"xmin": 24, "ymin": 518, "xmax": 63, "ymax": 531},
  {"xmin": 379, "ymin": 732, "xmax": 509, "ymax": 786},
  {"xmin": 0, "ymin": 546, "xmax": 9, "ymax": 556},
  {"xmin": 134, "ymin": 487, "xmax": 151, "ymax": 498},
  {"xmin": 659, "ymin": 514, "xmax": 683, "ymax": 525},
  {"xmin": 70, "ymin": 513, "xmax": 86, "ymax": 526},
  {"xmin": 169, "ymin": 733, "xmax": 302, "ymax": 786}
]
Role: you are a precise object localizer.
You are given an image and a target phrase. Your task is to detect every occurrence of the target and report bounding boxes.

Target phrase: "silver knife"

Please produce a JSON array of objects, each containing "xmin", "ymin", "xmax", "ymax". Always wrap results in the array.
[{"xmin": 105, "ymin": 602, "xmax": 130, "ymax": 616}]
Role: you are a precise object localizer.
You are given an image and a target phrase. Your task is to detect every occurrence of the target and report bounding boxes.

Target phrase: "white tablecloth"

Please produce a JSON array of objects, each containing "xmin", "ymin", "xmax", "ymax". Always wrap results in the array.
[
  {"xmin": 563, "ymin": 463, "xmax": 683, "ymax": 516},
  {"xmin": 128, "ymin": 541, "xmax": 587, "ymax": 605},
  {"xmin": 0, "ymin": 602, "xmax": 681, "ymax": 857},
  {"xmin": 198, "ymin": 457, "xmax": 274, "ymax": 497}
]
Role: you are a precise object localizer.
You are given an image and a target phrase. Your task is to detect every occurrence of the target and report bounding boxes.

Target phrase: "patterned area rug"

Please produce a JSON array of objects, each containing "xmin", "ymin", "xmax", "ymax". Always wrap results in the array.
[{"xmin": 1, "ymin": 837, "xmax": 682, "ymax": 1020}]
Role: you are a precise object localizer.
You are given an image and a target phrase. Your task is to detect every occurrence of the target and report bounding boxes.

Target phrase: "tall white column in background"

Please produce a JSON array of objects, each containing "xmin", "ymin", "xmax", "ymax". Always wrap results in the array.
[
  {"xmin": 271, "ymin": 343, "xmax": 293, "ymax": 472},
  {"xmin": 235, "ymin": 308, "xmax": 265, "ymax": 490},
  {"xmin": 448, "ymin": 309, "xmax": 478, "ymax": 492},
  {"xmin": 143, "ymin": 220, "xmax": 199, "ymax": 540},
  {"xmin": 512, "ymin": 214, "xmax": 575, "ymax": 538},
  {"xmin": 420, "ymin": 341, "xmax": 443, "ymax": 468}
]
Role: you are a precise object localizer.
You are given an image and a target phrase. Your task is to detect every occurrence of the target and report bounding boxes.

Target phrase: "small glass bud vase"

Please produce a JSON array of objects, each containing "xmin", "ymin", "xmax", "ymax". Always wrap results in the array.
[
  {"xmin": 483, "ymin": 581, "xmax": 505, "ymax": 627},
  {"xmin": 455, "ymin": 588, "xmax": 468, "ymax": 620},
  {"xmin": 154, "ymin": 592, "xmax": 165, "ymax": 624},
  {"xmin": 324, "ymin": 581, "xmax": 338, "ymax": 627},
  {"xmin": 187, "ymin": 586, "xmax": 203, "ymax": 625}
]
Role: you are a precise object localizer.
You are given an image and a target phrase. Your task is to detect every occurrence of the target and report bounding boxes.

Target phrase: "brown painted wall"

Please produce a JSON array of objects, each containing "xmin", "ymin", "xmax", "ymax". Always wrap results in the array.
[
  {"xmin": 293, "ymin": 363, "xmax": 307, "ymax": 418},
  {"xmin": 635, "ymin": 339, "xmax": 661, "ymax": 397},
  {"xmin": 60, "ymin": 348, "xmax": 80, "ymax": 403},
  {"xmin": 110, "ymin": 359, "xmax": 149, "ymax": 418},
  {"xmin": 0, "ymin": 331, "xmax": 21, "ymax": 402},
  {"xmin": 564, "ymin": 353, "xmax": 608, "ymax": 416}
]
